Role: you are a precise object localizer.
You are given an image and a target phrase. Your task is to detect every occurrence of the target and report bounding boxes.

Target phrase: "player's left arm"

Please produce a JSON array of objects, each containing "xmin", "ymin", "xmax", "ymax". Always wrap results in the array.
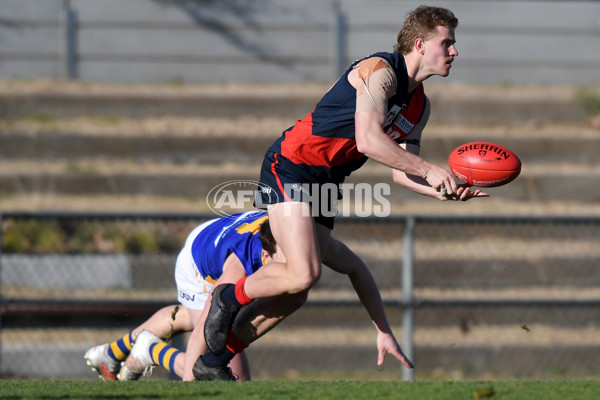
[
  {"xmin": 391, "ymin": 97, "xmax": 489, "ymax": 201},
  {"xmin": 321, "ymin": 235, "xmax": 413, "ymax": 369}
]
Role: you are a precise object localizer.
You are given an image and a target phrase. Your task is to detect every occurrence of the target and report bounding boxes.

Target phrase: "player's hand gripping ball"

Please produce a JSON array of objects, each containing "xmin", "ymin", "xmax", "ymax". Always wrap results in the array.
[{"xmin": 448, "ymin": 141, "xmax": 521, "ymax": 187}]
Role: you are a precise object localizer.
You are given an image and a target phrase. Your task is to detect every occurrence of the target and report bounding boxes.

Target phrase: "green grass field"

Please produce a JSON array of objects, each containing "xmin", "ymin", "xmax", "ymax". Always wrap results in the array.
[{"xmin": 1, "ymin": 379, "xmax": 599, "ymax": 400}]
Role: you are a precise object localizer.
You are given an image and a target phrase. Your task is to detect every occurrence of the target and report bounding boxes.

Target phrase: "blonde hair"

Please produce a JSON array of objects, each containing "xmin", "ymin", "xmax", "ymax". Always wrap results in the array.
[{"xmin": 394, "ymin": 6, "xmax": 458, "ymax": 54}]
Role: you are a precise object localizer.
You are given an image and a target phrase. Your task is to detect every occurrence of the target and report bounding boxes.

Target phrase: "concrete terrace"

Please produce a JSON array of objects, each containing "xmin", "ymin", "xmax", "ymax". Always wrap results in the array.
[{"xmin": 0, "ymin": 80, "xmax": 598, "ymax": 216}]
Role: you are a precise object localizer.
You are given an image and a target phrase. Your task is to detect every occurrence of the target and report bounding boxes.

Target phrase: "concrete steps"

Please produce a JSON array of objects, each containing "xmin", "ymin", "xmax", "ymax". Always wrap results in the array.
[
  {"xmin": 1, "ymin": 133, "xmax": 597, "ymax": 164},
  {"xmin": 0, "ymin": 82, "xmax": 591, "ymax": 123},
  {"xmin": 0, "ymin": 81, "xmax": 598, "ymax": 215},
  {"xmin": 1, "ymin": 169, "xmax": 598, "ymax": 205},
  {"xmin": 0, "ymin": 130, "xmax": 598, "ymax": 206}
]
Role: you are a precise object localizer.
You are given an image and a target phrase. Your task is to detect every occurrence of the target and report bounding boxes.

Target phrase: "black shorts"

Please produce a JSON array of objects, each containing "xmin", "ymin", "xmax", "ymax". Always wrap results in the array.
[{"xmin": 254, "ymin": 151, "xmax": 339, "ymax": 230}]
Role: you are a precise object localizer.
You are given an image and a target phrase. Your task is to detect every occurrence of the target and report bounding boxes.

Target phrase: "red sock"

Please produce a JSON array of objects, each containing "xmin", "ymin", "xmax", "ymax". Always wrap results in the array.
[
  {"xmin": 234, "ymin": 276, "xmax": 253, "ymax": 306},
  {"xmin": 226, "ymin": 331, "xmax": 249, "ymax": 354}
]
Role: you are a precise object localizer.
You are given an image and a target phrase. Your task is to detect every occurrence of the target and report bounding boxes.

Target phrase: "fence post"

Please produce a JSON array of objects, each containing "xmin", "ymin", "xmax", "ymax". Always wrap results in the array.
[
  {"xmin": 61, "ymin": 0, "xmax": 78, "ymax": 79},
  {"xmin": 331, "ymin": 1, "xmax": 347, "ymax": 79},
  {"xmin": 0, "ymin": 213, "xmax": 3, "ymax": 373},
  {"xmin": 402, "ymin": 215, "xmax": 415, "ymax": 381}
]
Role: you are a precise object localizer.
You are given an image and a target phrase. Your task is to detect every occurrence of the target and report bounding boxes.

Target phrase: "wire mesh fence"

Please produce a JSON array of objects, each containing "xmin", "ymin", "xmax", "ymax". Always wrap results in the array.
[{"xmin": 0, "ymin": 212, "xmax": 598, "ymax": 380}]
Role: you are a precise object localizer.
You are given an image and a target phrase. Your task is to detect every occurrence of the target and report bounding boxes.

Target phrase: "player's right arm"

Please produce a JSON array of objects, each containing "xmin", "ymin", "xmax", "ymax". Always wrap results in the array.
[
  {"xmin": 350, "ymin": 57, "xmax": 457, "ymax": 195},
  {"xmin": 389, "ymin": 100, "xmax": 488, "ymax": 201},
  {"xmin": 182, "ymin": 253, "xmax": 247, "ymax": 381}
]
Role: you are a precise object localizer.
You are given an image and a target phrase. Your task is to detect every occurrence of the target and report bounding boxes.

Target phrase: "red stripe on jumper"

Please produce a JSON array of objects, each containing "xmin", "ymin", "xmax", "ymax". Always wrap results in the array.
[{"xmin": 270, "ymin": 153, "xmax": 293, "ymax": 202}]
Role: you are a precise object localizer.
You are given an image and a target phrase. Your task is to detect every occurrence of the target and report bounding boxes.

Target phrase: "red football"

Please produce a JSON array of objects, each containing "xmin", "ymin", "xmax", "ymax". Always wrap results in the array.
[{"xmin": 448, "ymin": 141, "xmax": 521, "ymax": 187}]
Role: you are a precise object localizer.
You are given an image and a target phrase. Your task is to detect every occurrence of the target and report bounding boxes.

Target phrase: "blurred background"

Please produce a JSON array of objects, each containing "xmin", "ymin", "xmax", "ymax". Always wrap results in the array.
[{"xmin": 0, "ymin": 0, "xmax": 599, "ymax": 381}]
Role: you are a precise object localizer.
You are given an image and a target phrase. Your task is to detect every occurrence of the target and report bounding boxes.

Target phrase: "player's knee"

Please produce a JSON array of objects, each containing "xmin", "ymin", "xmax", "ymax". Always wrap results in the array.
[
  {"xmin": 288, "ymin": 277, "xmax": 314, "ymax": 294},
  {"xmin": 288, "ymin": 265, "xmax": 321, "ymax": 294}
]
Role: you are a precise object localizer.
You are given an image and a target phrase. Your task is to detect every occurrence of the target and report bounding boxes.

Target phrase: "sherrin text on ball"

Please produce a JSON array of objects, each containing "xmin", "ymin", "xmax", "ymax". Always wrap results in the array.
[{"xmin": 448, "ymin": 141, "xmax": 521, "ymax": 187}]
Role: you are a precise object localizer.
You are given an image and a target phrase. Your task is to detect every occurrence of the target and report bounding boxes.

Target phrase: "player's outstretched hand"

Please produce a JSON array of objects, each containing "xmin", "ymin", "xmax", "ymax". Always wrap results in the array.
[
  {"xmin": 440, "ymin": 184, "xmax": 489, "ymax": 201},
  {"xmin": 377, "ymin": 331, "xmax": 414, "ymax": 369},
  {"xmin": 422, "ymin": 163, "xmax": 458, "ymax": 196}
]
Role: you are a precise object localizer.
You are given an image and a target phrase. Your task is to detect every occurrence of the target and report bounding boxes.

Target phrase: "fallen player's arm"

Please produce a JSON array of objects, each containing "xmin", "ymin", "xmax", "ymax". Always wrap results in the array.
[
  {"xmin": 181, "ymin": 253, "xmax": 247, "ymax": 381},
  {"xmin": 321, "ymin": 236, "xmax": 413, "ymax": 369}
]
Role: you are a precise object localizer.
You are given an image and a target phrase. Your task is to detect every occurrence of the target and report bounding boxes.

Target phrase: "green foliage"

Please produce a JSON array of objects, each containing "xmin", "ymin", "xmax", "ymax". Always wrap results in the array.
[
  {"xmin": 0, "ymin": 380, "xmax": 599, "ymax": 400},
  {"xmin": 68, "ymin": 224, "xmax": 93, "ymax": 253},
  {"xmin": 1, "ymin": 219, "xmax": 183, "ymax": 254},
  {"xmin": 64, "ymin": 162, "xmax": 98, "ymax": 174},
  {"xmin": 575, "ymin": 88, "xmax": 600, "ymax": 115},
  {"xmin": 102, "ymin": 224, "xmax": 128, "ymax": 253},
  {"xmin": 24, "ymin": 114, "xmax": 56, "ymax": 123},
  {"xmin": 2, "ymin": 220, "xmax": 66, "ymax": 253},
  {"xmin": 93, "ymin": 116, "xmax": 122, "ymax": 125},
  {"xmin": 127, "ymin": 229, "xmax": 160, "ymax": 254}
]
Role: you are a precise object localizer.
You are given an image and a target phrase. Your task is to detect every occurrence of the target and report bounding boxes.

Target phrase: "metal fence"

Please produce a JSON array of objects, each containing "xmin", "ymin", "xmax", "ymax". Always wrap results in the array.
[
  {"xmin": 0, "ymin": 211, "xmax": 599, "ymax": 380},
  {"xmin": 2, "ymin": 0, "xmax": 599, "ymax": 85}
]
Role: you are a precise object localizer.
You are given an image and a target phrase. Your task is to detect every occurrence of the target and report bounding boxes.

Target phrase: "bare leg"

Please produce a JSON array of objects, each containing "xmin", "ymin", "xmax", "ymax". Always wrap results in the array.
[
  {"xmin": 196, "ymin": 206, "xmax": 331, "ymax": 379},
  {"xmin": 133, "ymin": 305, "xmax": 193, "ymax": 340},
  {"xmin": 229, "ymin": 352, "xmax": 251, "ymax": 381},
  {"xmin": 232, "ymin": 293, "xmax": 308, "ymax": 346},
  {"xmin": 183, "ymin": 260, "xmax": 250, "ymax": 381},
  {"xmin": 183, "ymin": 307, "xmax": 250, "ymax": 381},
  {"xmin": 224, "ymin": 205, "xmax": 332, "ymax": 349},
  {"xmin": 243, "ymin": 202, "xmax": 327, "ymax": 298}
]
